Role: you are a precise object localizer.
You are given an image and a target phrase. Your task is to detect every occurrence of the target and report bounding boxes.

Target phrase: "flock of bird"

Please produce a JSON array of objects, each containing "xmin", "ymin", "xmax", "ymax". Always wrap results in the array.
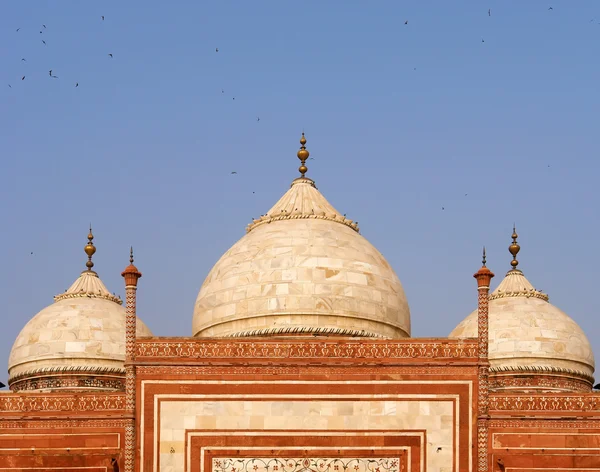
[
  {"xmin": 9, "ymin": 16, "xmax": 113, "ymax": 88},
  {"xmin": 7, "ymin": 5, "xmax": 594, "ymax": 189}
]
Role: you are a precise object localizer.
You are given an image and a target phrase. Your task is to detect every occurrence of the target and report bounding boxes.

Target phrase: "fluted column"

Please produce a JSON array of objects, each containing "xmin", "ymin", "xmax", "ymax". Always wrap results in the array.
[
  {"xmin": 122, "ymin": 248, "xmax": 142, "ymax": 472},
  {"xmin": 474, "ymin": 248, "xmax": 494, "ymax": 472}
]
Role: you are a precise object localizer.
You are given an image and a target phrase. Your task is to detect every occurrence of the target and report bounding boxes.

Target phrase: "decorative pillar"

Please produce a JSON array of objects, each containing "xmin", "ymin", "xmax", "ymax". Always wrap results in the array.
[
  {"xmin": 473, "ymin": 248, "xmax": 494, "ymax": 472},
  {"xmin": 122, "ymin": 248, "xmax": 142, "ymax": 472}
]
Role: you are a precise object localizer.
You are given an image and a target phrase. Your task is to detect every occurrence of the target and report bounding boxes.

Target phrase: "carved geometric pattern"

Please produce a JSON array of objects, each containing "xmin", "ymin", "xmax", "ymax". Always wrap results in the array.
[
  {"xmin": 125, "ymin": 365, "xmax": 136, "ymax": 412},
  {"xmin": 9, "ymin": 374, "xmax": 125, "ymax": 392},
  {"xmin": 125, "ymin": 422, "xmax": 135, "ymax": 472},
  {"xmin": 490, "ymin": 419, "xmax": 600, "ymax": 429},
  {"xmin": 136, "ymin": 365, "xmax": 478, "ymax": 376},
  {"xmin": 212, "ymin": 457, "xmax": 401, "ymax": 472},
  {"xmin": 476, "ymin": 285, "xmax": 491, "ymax": 472},
  {"xmin": 0, "ymin": 393, "xmax": 126, "ymax": 412},
  {"xmin": 490, "ymin": 373, "xmax": 592, "ymax": 393},
  {"xmin": 124, "ymin": 285, "xmax": 137, "ymax": 472},
  {"xmin": 489, "ymin": 394, "xmax": 600, "ymax": 411},
  {"xmin": 0, "ymin": 418, "xmax": 130, "ymax": 429},
  {"xmin": 477, "ymin": 288, "xmax": 489, "ymax": 361},
  {"xmin": 135, "ymin": 339, "xmax": 478, "ymax": 360},
  {"xmin": 125, "ymin": 287, "xmax": 137, "ymax": 361}
]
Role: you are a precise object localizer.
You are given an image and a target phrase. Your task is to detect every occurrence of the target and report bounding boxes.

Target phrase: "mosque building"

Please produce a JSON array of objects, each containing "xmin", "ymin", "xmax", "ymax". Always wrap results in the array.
[{"xmin": 0, "ymin": 135, "xmax": 598, "ymax": 472}]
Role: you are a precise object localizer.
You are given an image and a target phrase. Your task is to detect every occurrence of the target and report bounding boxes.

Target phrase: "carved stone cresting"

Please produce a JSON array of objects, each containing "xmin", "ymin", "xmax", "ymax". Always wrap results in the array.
[
  {"xmin": 134, "ymin": 338, "xmax": 478, "ymax": 361},
  {"xmin": 246, "ymin": 177, "xmax": 359, "ymax": 233},
  {"xmin": 213, "ymin": 457, "xmax": 401, "ymax": 472},
  {"xmin": 226, "ymin": 326, "xmax": 386, "ymax": 338}
]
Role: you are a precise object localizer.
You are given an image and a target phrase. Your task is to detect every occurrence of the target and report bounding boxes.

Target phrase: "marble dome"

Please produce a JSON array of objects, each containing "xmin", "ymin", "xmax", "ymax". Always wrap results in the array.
[
  {"xmin": 8, "ymin": 234, "xmax": 153, "ymax": 391},
  {"xmin": 192, "ymin": 136, "xmax": 411, "ymax": 339},
  {"xmin": 450, "ymin": 236, "xmax": 595, "ymax": 385}
]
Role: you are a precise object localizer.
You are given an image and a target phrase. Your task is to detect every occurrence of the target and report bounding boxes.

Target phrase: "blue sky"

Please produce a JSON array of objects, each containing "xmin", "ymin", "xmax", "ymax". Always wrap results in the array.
[{"xmin": 1, "ymin": 1, "xmax": 599, "ymax": 385}]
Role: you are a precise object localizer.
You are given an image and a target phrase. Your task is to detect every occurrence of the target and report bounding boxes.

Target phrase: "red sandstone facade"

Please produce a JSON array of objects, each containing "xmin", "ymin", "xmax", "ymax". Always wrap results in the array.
[{"xmin": 1, "ymin": 335, "xmax": 599, "ymax": 471}]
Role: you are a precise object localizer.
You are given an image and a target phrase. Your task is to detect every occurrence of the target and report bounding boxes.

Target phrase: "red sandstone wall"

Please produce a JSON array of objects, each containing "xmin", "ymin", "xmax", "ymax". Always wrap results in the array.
[
  {"xmin": 0, "ymin": 392, "xmax": 127, "ymax": 471},
  {"xmin": 489, "ymin": 394, "xmax": 600, "ymax": 471}
]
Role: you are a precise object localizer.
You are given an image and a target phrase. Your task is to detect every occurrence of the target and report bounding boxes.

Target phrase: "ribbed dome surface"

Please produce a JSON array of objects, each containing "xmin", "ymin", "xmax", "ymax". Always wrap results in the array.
[{"xmin": 193, "ymin": 176, "xmax": 411, "ymax": 339}]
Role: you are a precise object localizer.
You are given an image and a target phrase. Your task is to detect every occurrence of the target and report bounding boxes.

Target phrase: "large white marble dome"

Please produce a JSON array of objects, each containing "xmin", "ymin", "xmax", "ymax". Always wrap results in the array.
[{"xmin": 192, "ymin": 136, "xmax": 411, "ymax": 339}]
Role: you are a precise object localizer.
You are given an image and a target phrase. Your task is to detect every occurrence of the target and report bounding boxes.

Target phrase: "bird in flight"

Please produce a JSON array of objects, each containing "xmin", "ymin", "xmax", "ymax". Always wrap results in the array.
[
  {"xmin": 231, "ymin": 171, "xmax": 237, "ymax": 175},
  {"xmin": 257, "ymin": 117, "xmax": 260, "ymax": 122},
  {"xmin": 215, "ymin": 48, "xmax": 219, "ymax": 52},
  {"xmin": 8, "ymin": 84, "xmax": 12, "ymax": 88},
  {"xmin": 488, "ymin": 8, "xmax": 491, "ymax": 16},
  {"xmin": 108, "ymin": 53, "xmax": 113, "ymax": 58},
  {"xmin": 548, "ymin": 6, "xmax": 553, "ymax": 10},
  {"xmin": 51, "ymin": 75, "xmax": 58, "ymax": 79},
  {"xmin": 232, "ymin": 97, "xmax": 235, "ymax": 100},
  {"xmin": 21, "ymin": 58, "xmax": 26, "ymax": 61},
  {"xmin": 482, "ymin": 38, "xmax": 485, "ymax": 42},
  {"xmin": 21, "ymin": 76, "xmax": 25, "ymax": 80},
  {"xmin": 101, "ymin": 16, "xmax": 105, "ymax": 20},
  {"xmin": 16, "ymin": 28, "xmax": 20, "ymax": 32},
  {"xmin": 441, "ymin": 206, "xmax": 445, "ymax": 210},
  {"xmin": 42, "ymin": 24, "xmax": 46, "ymax": 28},
  {"xmin": 404, "ymin": 20, "xmax": 408, "ymax": 25},
  {"xmin": 49, "ymin": 69, "xmax": 52, "ymax": 76},
  {"xmin": 42, "ymin": 40, "xmax": 46, "ymax": 45},
  {"xmin": 76, "ymin": 82, "xmax": 79, "ymax": 87}
]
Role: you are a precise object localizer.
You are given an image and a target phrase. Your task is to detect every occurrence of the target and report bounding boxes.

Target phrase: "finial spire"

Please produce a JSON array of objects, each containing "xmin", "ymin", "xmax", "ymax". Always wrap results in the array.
[
  {"xmin": 130, "ymin": 246, "xmax": 134, "ymax": 264},
  {"xmin": 297, "ymin": 132, "xmax": 310, "ymax": 177},
  {"xmin": 482, "ymin": 246, "xmax": 487, "ymax": 266},
  {"xmin": 509, "ymin": 224, "xmax": 520, "ymax": 269},
  {"xmin": 84, "ymin": 225, "xmax": 96, "ymax": 271}
]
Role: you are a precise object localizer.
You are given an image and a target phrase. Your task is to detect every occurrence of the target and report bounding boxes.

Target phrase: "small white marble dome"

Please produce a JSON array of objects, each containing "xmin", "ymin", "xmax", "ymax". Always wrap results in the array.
[
  {"xmin": 8, "ymin": 267, "xmax": 152, "ymax": 389},
  {"xmin": 193, "ymin": 142, "xmax": 410, "ymax": 339},
  {"xmin": 450, "ymin": 267, "xmax": 595, "ymax": 379}
]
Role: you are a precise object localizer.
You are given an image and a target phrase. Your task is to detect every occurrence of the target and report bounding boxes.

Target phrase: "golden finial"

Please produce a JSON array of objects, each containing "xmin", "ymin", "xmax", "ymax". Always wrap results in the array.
[
  {"xmin": 482, "ymin": 246, "xmax": 487, "ymax": 267},
  {"xmin": 297, "ymin": 132, "xmax": 309, "ymax": 177},
  {"xmin": 509, "ymin": 224, "xmax": 520, "ymax": 269},
  {"xmin": 130, "ymin": 246, "xmax": 134, "ymax": 264},
  {"xmin": 84, "ymin": 224, "xmax": 96, "ymax": 270}
]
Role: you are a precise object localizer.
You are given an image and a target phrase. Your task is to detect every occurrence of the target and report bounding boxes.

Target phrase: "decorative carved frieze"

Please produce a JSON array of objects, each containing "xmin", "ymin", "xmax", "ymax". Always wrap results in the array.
[
  {"xmin": 213, "ymin": 457, "xmax": 401, "ymax": 472},
  {"xmin": 134, "ymin": 339, "xmax": 478, "ymax": 362},
  {"xmin": 136, "ymin": 365, "xmax": 477, "ymax": 376},
  {"xmin": 0, "ymin": 392, "xmax": 126, "ymax": 413},
  {"xmin": 489, "ymin": 394, "xmax": 600, "ymax": 411}
]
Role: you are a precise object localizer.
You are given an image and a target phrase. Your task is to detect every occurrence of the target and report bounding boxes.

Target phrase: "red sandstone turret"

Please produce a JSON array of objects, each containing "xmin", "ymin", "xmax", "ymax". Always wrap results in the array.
[
  {"xmin": 121, "ymin": 247, "xmax": 141, "ymax": 472},
  {"xmin": 474, "ymin": 247, "xmax": 494, "ymax": 472}
]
